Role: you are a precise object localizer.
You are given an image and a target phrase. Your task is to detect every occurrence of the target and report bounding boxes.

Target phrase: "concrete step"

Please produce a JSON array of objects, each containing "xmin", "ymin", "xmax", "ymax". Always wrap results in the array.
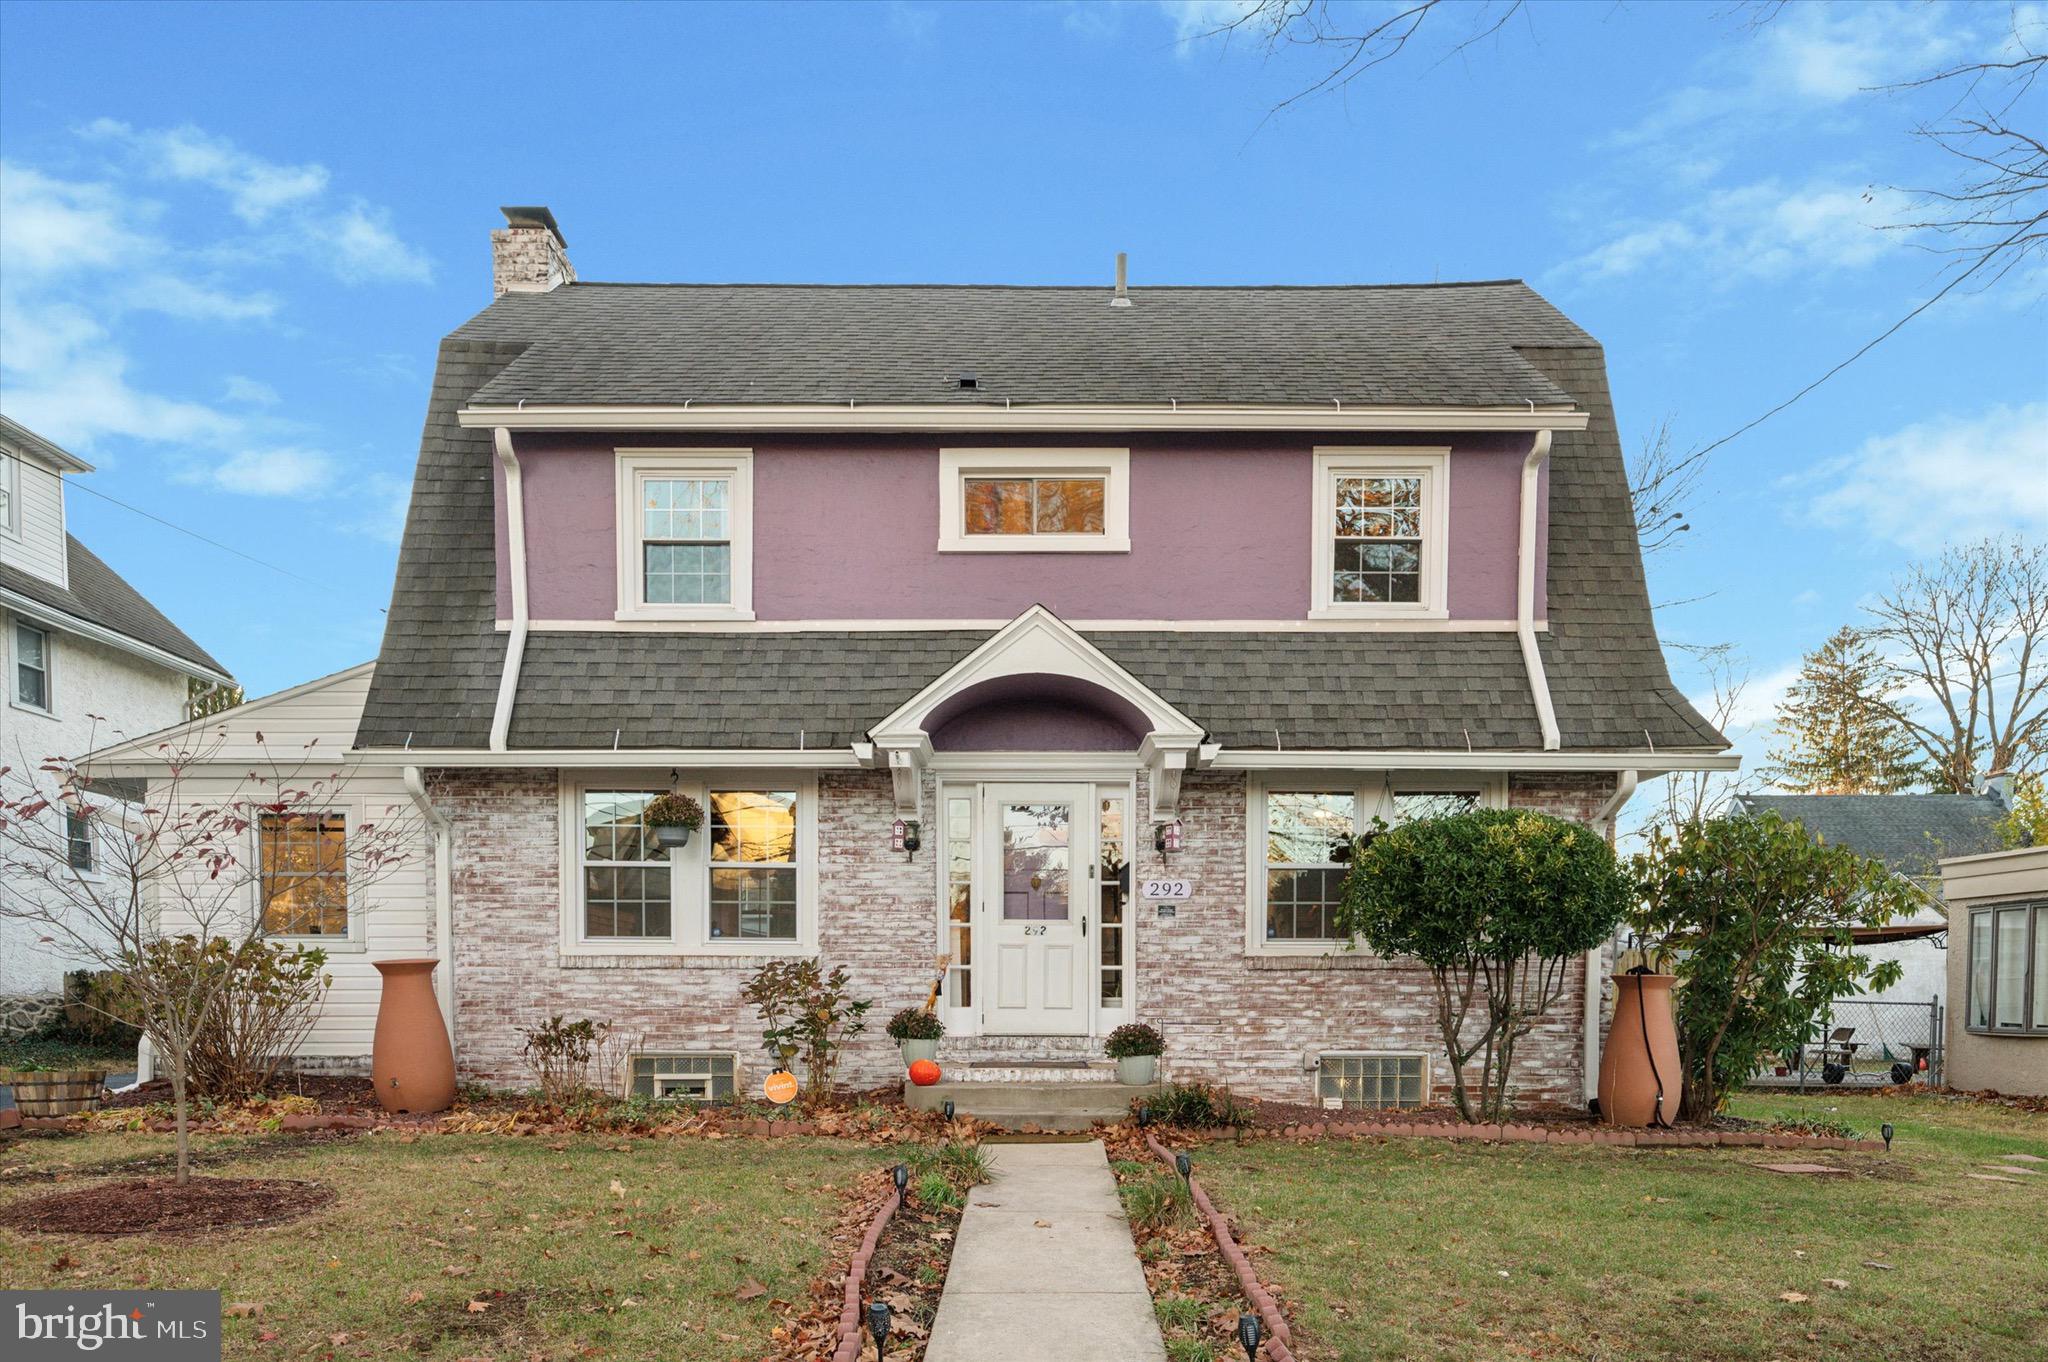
[
  {"xmin": 905, "ymin": 1080, "xmax": 1161, "ymax": 1131},
  {"xmin": 946, "ymin": 1060, "xmax": 1121, "ymax": 1085}
]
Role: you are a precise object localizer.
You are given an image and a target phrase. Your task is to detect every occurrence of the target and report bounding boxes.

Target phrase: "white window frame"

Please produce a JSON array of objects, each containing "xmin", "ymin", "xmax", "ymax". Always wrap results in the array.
[
  {"xmin": 1310, "ymin": 447, "xmax": 1450, "ymax": 620},
  {"xmin": 1244, "ymin": 772, "xmax": 1505, "ymax": 956},
  {"xmin": 0, "ymin": 452, "xmax": 18, "ymax": 540},
  {"xmin": 558, "ymin": 774, "xmax": 818, "ymax": 959},
  {"xmin": 254, "ymin": 804, "xmax": 367, "ymax": 951},
  {"xmin": 65, "ymin": 808, "xmax": 97, "ymax": 878},
  {"xmin": 10, "ymin": 618, "xmax": 55, "ymax": 717},
  {"xmin": 614, "ymin": 450, "xmax": 755, "ymax": 622},
  {"xmin": 938, "ymin": 447, "xmax": 1131, "ymax": 553}
]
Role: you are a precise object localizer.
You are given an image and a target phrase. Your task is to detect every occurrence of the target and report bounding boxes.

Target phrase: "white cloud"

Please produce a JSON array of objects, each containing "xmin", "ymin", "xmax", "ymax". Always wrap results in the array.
[
  {"xmin": 1757, "ymin": 4, "xmax": 1966, "ymax": 102},
  {"xmin": 1552, "ymin": 179, "xmax": 1908, "ymax": 286},
  {"xmin": 1158, "ymin": 0, "xmax": 1257, "ymax": 49},
  {"xmin": 83, "ymin": 119, "xmax": 329, "ymax": 223},
  {"xmin": 1800, "ymin": 403, "xmax": 2048, "ymax": 553},
  {"xmin": 222, "ymin": 375, "xmax": 281, "ymax": 406},
  {"xmin": 0, "ymin": 163, "xmax": 151, "ymax": 279},
  {"xmin": 885, "ymin": 2, "xmax": 937, "ymax": 43},
  {"xmin": 323, "ymin": 201, "xmax": 432, "ymax": 284},
  {"xmin": 179, "ymin": 447, "xmax": 338, "ymax": 498}
]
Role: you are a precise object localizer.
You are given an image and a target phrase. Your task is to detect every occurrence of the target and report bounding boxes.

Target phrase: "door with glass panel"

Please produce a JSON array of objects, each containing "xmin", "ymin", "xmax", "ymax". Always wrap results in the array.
[{"xmin": 979, "ymin": 784, "xmax": 1093, "ymax": 1035}]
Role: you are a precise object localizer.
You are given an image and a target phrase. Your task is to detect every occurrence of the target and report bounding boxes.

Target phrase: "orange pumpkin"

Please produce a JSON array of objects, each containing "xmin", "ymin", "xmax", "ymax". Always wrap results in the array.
[{"xmin": 907, "ymin": 1058, "xmax": 942, "ymax": 1087}]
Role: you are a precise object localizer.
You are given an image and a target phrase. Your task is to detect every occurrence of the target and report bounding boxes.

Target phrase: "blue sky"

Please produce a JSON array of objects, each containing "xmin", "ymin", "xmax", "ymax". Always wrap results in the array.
[{"xmin": 2, "ymin": 1, "xmax": 2043, "ymax": 784}]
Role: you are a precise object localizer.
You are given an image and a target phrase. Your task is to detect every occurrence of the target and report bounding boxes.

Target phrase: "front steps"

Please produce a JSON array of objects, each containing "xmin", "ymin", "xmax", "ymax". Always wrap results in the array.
[{"xmin": 905, "ymin": 1079, "xmax": 1162, "ymax": 1132}]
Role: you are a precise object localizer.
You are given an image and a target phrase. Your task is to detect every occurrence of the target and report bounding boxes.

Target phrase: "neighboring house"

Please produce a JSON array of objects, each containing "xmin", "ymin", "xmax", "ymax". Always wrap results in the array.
[
  {"xmin": 90, "ymin": 208, "xmax": 1731, "ymax": 1110},
  {"xmin": 1736, "ymin": 785, "xmax": 2011, "ymax": 1070},
  {"xmin": 0, "ymin": 414, "xmax": 233, "ymax": 1034},
  {"xmin": 1939, "ymin": 845, "xmax": 2048, "ymax": 1096}
]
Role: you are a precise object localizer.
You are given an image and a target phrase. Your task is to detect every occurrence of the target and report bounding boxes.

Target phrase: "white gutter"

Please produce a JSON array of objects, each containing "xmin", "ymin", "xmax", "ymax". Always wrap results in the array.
[
  {"xmin": 1517, "ymin": 430, "xmax": 1561, "ymax": 751},
  {"xmin": 0, "ymin": 588, "xmax": 235, "ymax": 687},
  {"xmin": 1584, "ymin": 768, "xmax": 1640, "ymax": 1102},
  {"xmin": 402, "ymin": 765, "xmax": 457, "ymax": 1051},
  {"xmin": 457, "ymin": 402, "xmax": 1592, "ymax": 435},
  {"xmin": 353, "ymin": 746, "xmax": 865, "ymax": 769},
  {"xmin": 489, "ymin": 428, "xmax": 527, "ymax": 753},
  {"xmin": 1209, "ymin": 749, "xmax": 1736, "ymax": 774}
]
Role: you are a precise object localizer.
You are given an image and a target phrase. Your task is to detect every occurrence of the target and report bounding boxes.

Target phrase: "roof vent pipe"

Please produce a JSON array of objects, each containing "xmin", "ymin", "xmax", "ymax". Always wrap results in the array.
[{"xmin": 1112, "ymin": 252, "xmax": 1132, "ymax": 308}]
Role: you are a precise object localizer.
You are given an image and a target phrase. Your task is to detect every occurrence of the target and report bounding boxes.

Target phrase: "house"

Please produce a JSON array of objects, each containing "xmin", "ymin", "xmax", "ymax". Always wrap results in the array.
[
  {"xmin": 1736, "ymin": 785, "xmax": 2010, "ymax": 1078},
  {"xmin": 91, "ymin": 207, "xmax": 1732, "ymax": 1111},
  {"xmin": 0, "ymin": 414, "xmax": 233, "ymax": 1035},
  {"xmin": 1938, "ymin": 844, "xmax": 2048, "ymax": 1096}
]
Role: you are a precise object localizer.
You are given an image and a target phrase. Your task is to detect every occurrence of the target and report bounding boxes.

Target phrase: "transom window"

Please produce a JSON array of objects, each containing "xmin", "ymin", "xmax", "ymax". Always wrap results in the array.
[
  {"xmin": 259, "ymin": 811, "xmax": 349, "ymax": 937},
  {"xmin": 1967, "ymin": 902, "xmax": 2048, "ymax": 1034},
  {"xmin": 614, "ymin": 451, "xmax": 754, "ymax": 620},
  {"xmin": 1250, "ymin": 777, "xmax": 1498, "ymax": 949},
  {"xmin": 938, "ymin": 448, "xmax": 1131, "ymax": 552},
  {"xmin": 13, "ymin": 620, "xmax": 51, "ymax": 711},
  {"xmin": 1311, "ymin": 449, "xmax": 1449, "ymax": 618}
]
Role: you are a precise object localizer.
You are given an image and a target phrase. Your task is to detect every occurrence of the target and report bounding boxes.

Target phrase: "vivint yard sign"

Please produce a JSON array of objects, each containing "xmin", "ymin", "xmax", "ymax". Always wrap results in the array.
[{"xmin": 7, "ymin": 1292, "xmax": 221, "ymax": 1360}]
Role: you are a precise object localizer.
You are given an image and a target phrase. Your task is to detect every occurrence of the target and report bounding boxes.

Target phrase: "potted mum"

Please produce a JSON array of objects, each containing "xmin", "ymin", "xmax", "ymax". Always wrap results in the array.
[
  {"xmin": 886, "ymin": 1007, "xmax": 944, "ymax": 1065},
  {"xmin": 1105, "ymin": 1022, "xmax": 1163, "ymax": 1086},
  {"xmin": 643, "ymin": 792, "xmax": 703, "ymax": 849}
]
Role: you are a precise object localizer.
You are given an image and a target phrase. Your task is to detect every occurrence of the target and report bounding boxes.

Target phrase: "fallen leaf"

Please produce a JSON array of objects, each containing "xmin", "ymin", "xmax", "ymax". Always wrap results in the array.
[
  {"xmin": 225, "ymin": 1303, "xmax": 263, "ymax": 1319},
  {"xmin": 1778, "ymin": 1291, "xmax": 1810, "ymax": 1304},
  {"xmin": 441, "ymin": 1265, "xmax": 472, "ymax": 1278},
  {"xmin": 1862, "ymin": 1261, "xmax": 1895, "ymax": 1272},
  {"xmin": 1823, "ymin": 1279, "xmax": 1850, "ymax": 1291},
  {"xmin": 466, "ymin": 1299, "xmax": 491, "ymax": 1314},
  {"xmin": 50, "ymin": 1255, "xmax": 74, "ymax": 1272},
  {"xmin": 256, "ymin": 1329, "xmax": 280, "ymax": 1343},
  {"xmin": 402, "ymin": 1290, "xmax": 425, "ymax": 1305},
  {"xmin": 329, "ymin": 1332, "xmax": 352, "ymax": 1346},
  {"xmin": 1033, "ymin": 1219, "xmax": 1052, "ymax": 1228},
  {"xmin": 735, "ymin": 1279, "xmax": 767, "ymax": 1301},
  {"xmin": 609, "ymin": 1179, "xmax": 626, "ymax": 1198}
]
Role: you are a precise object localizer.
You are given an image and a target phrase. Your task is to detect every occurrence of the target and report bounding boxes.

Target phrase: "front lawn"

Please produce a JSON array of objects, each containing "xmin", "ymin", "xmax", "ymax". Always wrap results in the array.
[
  {"xmin": 0, "ymin": 1129, "xmax": 894, "ymax": 1360},
  {"xmin": 1199, "ymin": 1090, "xmax": 2048, "ymax": 1361}
]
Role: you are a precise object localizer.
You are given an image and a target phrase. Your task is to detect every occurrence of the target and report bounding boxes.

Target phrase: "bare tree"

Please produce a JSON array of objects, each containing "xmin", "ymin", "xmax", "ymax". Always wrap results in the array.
[
  {"xmin": 1862, "ymin": 536, "xmax": 2048, "ymax": 793},
  {"xmin": 0, "ymin": 726, "xmax": 416, "ymax": 1181},
  {"xmin": 1628, "ymin": 415, "xmax": 1705, "ymax": 558},
  {"xmin": 1645, "ymin": 643, "xmax": 1759, "ymax": 834}
]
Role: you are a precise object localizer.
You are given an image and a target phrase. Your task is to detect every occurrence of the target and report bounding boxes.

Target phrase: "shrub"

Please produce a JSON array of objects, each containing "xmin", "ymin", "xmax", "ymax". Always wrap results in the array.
[
  {"xmin": 741, "ymin": 959, "xmax": 872, "ymax": 1100},
  {"xmin": 518, "ymin": 1015, "xmax": 610, "ymax": 1105},
  {"xmin": 1140, "ymin": 1081, "xmax": 1254, "ymax": 1129},
  {"xmin": 1118, "ymin": 1170, "xmax": 1192, "ymax": 1230},
  {"xmin": 886, "ymin": 1007, "xmax": 945, "ymax": 1042},
  {"xmin": 108, "ymin": 937, "xmax": 330, "ymax": 1101},
  {"xmin": 1629, "ymin": 812, "xmax": 1920, "ymax": 1119},
  {"xmin": 1339, "ymin": 808, "xmax": 1631, "ymax": 1122},
  {"xmin": 57, "ymin": 969, "xmax": 142, "ymax": 1048},
  {"xmin": 1104, "ymin": 1022, "xmax": 1164, "ymax": 1059},
  {"xmin": 643, "ymin": 792, "xmax": 703, "ymax": 830}
]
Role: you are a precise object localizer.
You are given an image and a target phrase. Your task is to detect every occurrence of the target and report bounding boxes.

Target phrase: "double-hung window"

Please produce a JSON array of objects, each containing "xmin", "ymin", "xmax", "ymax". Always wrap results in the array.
[
  {"xmin": 1249, "ymin": 776, "xmax": 1497, "ymax": 951},
  {"xmin": 65, "ymin": 810, "xmax": 95, "ymax": 874},
  {"xmin": 0, "ymin": 452, "xmax": 16, "ymax": 537},
  {"xmin": 615, "ymin": 451, "xmax": 754, "ymax": 620},
  {"xmin": 1967, "ymin": 902, "xmax": 2048, "ymax": 1034},
  {"xmin": 567, "ymin": 780, "xmax": 812, "ymax": 954},
  {"xmin": 938, "ymin": 448, "xmax": 1130, "ymax": 552},
  {"xmin": 259, "ymin": 810, "xmax": 350, "ymax": 937},
  {"xmin": 13, "ymin": 620, "xmax": 51, "ymax": 712},
  {"xmin": 1311, "ymin": 448, "xmax": 1450, "ymax": 618}
]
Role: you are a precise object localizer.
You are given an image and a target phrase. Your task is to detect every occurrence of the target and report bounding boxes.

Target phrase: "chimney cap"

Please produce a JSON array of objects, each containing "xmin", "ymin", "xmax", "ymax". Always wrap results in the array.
[{"xmin": 500, "ymin": 205, "xmax": 567, "ymax": 248}]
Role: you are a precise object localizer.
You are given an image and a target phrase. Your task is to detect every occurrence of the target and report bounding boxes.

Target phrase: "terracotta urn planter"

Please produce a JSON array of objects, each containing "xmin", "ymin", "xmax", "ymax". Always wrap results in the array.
[
  {"xmin": 371, "ymin": 958, "xmax": 456, "ymax": 1115},
  {"xmin": 1599, "ymin": 972, "xmax": 1682, "ymax": 1128}
]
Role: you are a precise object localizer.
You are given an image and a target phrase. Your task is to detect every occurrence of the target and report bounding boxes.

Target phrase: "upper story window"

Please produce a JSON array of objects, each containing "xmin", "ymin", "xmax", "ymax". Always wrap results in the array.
[
  {"xmin": 12, "ymin": 620, "xmax": 51, "ymax": 712},
  {"xmin": 938, "ymin": 448, "xmax": 1131, "ymax": 553},
  {"xmin": 614, "ymin": 450, "xmax": 754, "ymax": 621},
  {"xmin": 1311, "ymin": 448, "xmax": 1450, "ymax": 619},
  {"xmin": 0, "ymin": 452, "xmax": 16, "ymax": 537}
]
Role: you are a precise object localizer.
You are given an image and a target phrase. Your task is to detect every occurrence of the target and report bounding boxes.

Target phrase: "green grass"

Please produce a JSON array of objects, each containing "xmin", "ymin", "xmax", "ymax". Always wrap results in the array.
[
  {"xmin": 1198, "ymin": 1090, "xmax": 2048, "ymax": 1361},
  {"xmin": 0, "ymin": 1035, "xmax": 138, "ymax": 1072},
  {"xmin": 0, "ymin": 1130, "xmax": 898, "ymax": 1360}
]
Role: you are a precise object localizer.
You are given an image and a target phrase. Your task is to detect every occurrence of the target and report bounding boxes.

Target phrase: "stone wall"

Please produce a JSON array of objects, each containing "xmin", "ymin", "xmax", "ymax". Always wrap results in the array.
[
  {"xmin": 435, "ymin": 765, "xmax": 1612, "ymax": 1109},
  {"xmin": 0, "ymin": 994, "xmax": 63, "ymax": 1039}
]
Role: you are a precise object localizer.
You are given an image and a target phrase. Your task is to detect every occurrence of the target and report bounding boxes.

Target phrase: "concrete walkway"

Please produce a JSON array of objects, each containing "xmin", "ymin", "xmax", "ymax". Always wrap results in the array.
[{"xmin": 925, "ymin": 1140, "xmax": 1167, "ymax": 1362}]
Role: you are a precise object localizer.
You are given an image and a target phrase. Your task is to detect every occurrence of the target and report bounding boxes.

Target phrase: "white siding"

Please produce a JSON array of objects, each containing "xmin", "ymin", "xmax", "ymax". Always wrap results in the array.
[
  {"xmin": 120, "ymin": 665, "xmax": 437, "ymax": 1059},
  {"xmin": 0, "ymin": 452, "xmax": 69, "ymax": 588}
]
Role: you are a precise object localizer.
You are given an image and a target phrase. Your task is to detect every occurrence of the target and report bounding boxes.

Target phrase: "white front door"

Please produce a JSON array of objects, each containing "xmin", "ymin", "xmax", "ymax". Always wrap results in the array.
[{"xmin": 979, "ymin": 783, "xmax": 1093, "ymax": 1035}]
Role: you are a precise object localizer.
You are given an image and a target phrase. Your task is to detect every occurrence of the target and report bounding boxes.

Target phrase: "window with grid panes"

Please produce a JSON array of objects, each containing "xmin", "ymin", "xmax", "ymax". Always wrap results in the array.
[
  {"xmin": 581, "ymin": 792, "xmax": 671, "ymax": 939},
  {"xmin": 708, "ymin": 790, "xmax": 798, "ymax": 941},
  {"xmin": 1099, "ymin": 794, "xmax": 1127, "ymax": 1005},
  {"xmin": 1265, "ymin": 792, "xmax": 1357, "ymax": 941},
  {"xmin": 945, "ymin": 795, "xmax": 973, "ymax": 1006},
  {"xmin": 1318, "ymin": 1053, "xmax": 1425, "ymax": 1109}
]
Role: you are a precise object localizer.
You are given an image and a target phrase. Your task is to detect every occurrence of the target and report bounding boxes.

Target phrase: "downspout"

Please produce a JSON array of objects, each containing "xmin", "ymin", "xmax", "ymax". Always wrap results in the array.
[
  {"xmin": 1584, "ymin": 768, "xmax": 1640, "ymax": 1102},
  {"xmin": 403, "ymin": 765, "xmax": 457, "ymax": 1052},
  {"xmin": 490, "ymin": 427, "xmax": 528, "ymax": 753},
  {"xmin": 1517, "ymin": 430, "xmax": 1561, "ymax": 751}
]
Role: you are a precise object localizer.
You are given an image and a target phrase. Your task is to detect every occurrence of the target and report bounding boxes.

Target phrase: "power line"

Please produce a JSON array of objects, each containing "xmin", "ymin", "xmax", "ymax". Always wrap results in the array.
[{"xmin": 63, "ymin": 479, "xmax": 318, "ymax": 585}]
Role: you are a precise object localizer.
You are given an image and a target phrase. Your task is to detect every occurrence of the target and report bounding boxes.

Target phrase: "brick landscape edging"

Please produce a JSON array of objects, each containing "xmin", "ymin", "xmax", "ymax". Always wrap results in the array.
[
  {"xmin": 1205, "ymin": 1120, "xmax": 1886, "ymax": 1152},
  {"xmin": 1145, "ymin": 1132, "xmax": 1296, "ymax": 1362},
  {"xmin": 831, "ymin": 1183, "xmax": 902, "ymax": 1362}
]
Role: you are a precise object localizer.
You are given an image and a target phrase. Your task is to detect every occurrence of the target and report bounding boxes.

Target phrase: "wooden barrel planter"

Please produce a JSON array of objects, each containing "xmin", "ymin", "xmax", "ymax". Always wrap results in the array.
[{"xmin": 2, "ymin": 1069, "xmax": 109, "ymax": 1117}]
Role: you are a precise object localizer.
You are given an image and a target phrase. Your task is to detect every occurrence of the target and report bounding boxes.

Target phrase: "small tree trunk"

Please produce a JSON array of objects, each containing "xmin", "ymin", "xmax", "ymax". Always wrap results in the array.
[{"xmin": 168, "ymin": 1055, "xmax": 191, "ymax": 1185}]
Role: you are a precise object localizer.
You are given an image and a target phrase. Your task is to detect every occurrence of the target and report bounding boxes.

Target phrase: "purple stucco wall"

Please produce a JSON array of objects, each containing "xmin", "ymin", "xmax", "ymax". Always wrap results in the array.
[{"xmin": 494, "ymin": 432, "xmax": 1547, "ymax": 622}]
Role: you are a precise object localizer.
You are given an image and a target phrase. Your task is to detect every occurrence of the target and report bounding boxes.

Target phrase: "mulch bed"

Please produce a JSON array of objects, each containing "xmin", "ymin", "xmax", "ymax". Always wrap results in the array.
[
  {"xmin": 849, "ymin": 1174, "xmax": 967, "ymax": 1360},
  {"xmin": 1102, "ymin": 1127, "xmax": 1261, "ymax": 1359},
  {"xmin": 0, "ymin": 1175, "xmax": 336, "ymax": 1236}
]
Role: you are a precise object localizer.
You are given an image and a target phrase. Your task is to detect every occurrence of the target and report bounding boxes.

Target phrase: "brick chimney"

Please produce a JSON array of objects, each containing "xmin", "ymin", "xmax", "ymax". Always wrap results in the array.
[{"xmin": 491, "ymin": 206, "xmax": 575, "ymax": 297}]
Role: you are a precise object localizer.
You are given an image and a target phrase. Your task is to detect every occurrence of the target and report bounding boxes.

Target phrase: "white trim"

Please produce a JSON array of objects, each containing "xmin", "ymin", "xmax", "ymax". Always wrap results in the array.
[
  {"xmin": 7, "ymin": 616, "xmax": 55, "ymax": 718},
  {"xmin": 500, "ymin": 616, "xmax": 1542, "ymax": 634},
  {"xmin": 614, "ymin": 449, "xmax": 756, "ymax": 622},
  {"xmin": 1245, "ymin": 773, "xmax": 1507, "ymax": 957},
  {"xmin": 1211, "ymin": 749, "xmax": 1737, "ymax": 774},
  {"xmin": 0, "ymin": 450, "xmax": 18, "ymax": 541},
  {"xmin": 0, "ymin": 414, "xmax": 93, "ymax": 474},
  {"xmin": 0, "ymin": 587, "xmax": 232, "ymax": 686},
  {"xmin": 459, "ymin": 402, "xmax": 1592, "ymax": 434},
  {"xmin": 557, "ymin": 774, "xmax": 819, "ymax": 959},
  {"xmin": 1309, "ymin": 448, "xmax": 1451, "ymax": 620},
  {"xmin": 84, "ymin": 661, "xmax": 374, "ymax": 769},
  {"xmin": 255, "ymin": 803, "xmax": 368, "ymax": 952},
  {"xmin": 937, "ymin": 447, "xmax": 1131, "ymax": 553},
  {"xmin": 354, "ymin": 746, "xmax": 861, "ymax": 769},
  {"xmin": 491, "ymin": 428, "xmax": 528, "ymax": 752}
]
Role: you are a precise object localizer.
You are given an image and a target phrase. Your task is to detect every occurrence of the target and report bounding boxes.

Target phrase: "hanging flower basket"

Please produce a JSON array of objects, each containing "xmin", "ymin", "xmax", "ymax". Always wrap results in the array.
[{"xmin": 644, "ymin": 792, "xmax": 704, "ymax": 849}]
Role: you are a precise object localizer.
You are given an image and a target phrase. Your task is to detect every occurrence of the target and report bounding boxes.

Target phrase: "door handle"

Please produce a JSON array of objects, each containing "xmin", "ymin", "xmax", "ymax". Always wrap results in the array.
[{"xmin": 1081, "ymin": 915, "xmax": 1088, "ymax": 936}]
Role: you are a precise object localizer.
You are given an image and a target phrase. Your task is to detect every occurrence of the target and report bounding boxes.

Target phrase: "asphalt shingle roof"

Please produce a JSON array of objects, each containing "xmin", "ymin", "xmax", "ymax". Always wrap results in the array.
[
  {"xmin": 358, "ymin": 280, "xmax": 1722, "ymax": 755},
  {"xmin": 1737, "ymin": 793, "xmax": 2009, "ymax": 884},
  {"xmin": 1, "ymin": 536, "xmax": 229, "ymax": 678}
]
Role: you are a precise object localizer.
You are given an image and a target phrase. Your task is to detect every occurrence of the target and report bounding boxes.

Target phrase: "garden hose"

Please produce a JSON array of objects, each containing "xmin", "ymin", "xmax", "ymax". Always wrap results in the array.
[{"xmin": 1630, "ymin": 968, "xmax": 1673, "ymax": 1129}]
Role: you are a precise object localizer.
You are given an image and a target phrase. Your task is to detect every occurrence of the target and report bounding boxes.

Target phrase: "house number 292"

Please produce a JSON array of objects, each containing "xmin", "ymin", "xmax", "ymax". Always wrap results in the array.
[
  {"xmin": 1142, "ymin": 879, "xmax": 1193, "ymax": 901},
  {"xmin": 1023, "ymin": 925, "xmax": 1047, "ymax": 936}
]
